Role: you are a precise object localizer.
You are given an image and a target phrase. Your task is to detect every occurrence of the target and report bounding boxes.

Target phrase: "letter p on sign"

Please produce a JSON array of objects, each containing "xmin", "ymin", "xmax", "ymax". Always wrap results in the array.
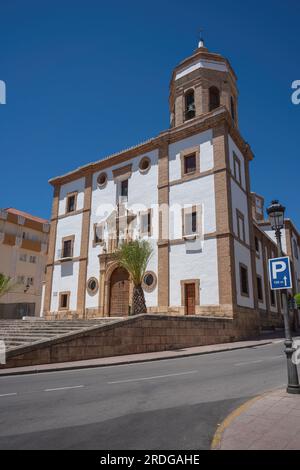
[
  {"xmin": 269, "ymin": 256, "xmax": 292, "ymax": 290},
  {"xmin": 272, "ymin": 261, "xmax": 286, "ymax": 279}
]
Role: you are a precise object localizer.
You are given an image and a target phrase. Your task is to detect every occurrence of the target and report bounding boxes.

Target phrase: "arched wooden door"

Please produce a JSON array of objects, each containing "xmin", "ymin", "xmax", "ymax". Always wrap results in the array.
[{"xmin": 109, "ymin": 267, "xmax": 130, "ymax": 316}]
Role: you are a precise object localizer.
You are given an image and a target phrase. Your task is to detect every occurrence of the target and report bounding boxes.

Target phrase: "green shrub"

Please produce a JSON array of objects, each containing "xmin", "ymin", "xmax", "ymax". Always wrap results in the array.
[{"xmin": 294, "ymin": 293, "xmax": 300, "ymax": 308}]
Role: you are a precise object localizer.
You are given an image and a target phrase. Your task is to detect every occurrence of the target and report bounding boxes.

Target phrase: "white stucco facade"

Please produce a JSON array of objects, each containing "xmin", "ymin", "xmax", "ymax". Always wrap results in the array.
[{"xmin": 45, "ymin": 42, "xmax": 295, "ymax": 330}]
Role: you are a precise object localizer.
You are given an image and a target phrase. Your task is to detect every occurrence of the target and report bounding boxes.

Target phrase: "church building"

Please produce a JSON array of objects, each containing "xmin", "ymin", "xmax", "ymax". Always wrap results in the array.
[{"xmin": 43, "ymin": 40, "xmax": 300, "ymax": 331}]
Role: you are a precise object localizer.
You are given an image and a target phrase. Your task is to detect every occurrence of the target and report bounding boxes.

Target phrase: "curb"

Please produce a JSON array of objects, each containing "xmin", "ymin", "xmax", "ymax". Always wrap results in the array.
[
  {"xmin": 0, "ymin": 340, "xmax": 275, "ymax": 377},
  {"xmin": 210, "ymin": 389, "xmax": 278, "ymax": 450}
]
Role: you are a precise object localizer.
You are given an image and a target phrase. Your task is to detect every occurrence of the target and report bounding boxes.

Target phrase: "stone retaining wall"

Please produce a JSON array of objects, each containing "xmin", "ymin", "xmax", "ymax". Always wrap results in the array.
[{"xmin": 1, "ymin": 313, "xmax": 260, "ymax": 369}]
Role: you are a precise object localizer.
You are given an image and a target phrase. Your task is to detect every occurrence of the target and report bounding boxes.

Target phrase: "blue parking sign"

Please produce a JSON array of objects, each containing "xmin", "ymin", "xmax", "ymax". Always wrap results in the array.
[{"xmin": 268, "ymin": 256, "xmax": 292, "ymax": 290}]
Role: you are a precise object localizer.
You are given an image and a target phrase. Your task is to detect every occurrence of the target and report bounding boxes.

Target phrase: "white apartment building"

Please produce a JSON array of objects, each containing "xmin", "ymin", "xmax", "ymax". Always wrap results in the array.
[{"xmin": 0, "ymin": 208, "xmax": 49, "ymax": 318}]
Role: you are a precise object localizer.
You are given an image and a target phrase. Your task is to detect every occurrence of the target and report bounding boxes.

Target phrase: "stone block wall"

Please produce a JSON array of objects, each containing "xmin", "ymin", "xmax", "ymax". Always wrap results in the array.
[{"xmin": 1, "ymin": 313, "xmax": 260, "ymax": 369}]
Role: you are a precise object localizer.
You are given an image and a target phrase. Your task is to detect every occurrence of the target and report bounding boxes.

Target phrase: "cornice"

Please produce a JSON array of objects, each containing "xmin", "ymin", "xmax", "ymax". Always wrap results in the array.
[
  {"xmin": 49, "ymin": 107, "xmax": 254, "ymax": 187},
  {"xmin": 169, "ymin": 49, "xmax": 237, "ymax": 88}
]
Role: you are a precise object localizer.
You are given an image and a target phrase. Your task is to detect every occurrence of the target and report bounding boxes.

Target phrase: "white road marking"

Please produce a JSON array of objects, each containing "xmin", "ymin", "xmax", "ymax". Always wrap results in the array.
[
  {"xmin": 0, "ymin": 393, "xmax": 17, "ymax": 397},
  {"xmin": 108, "ymin": 370, "xmax": 198, "ymax": 384},
  {"xmin": 234, "ymin": 360, "xmax": 263, "ymax": 366},
  {"xmin": 44, "ymin": 385, "xmax": 85, "ymax": 392},
  {"xmin": 0, "ymin": 342, "xmax": 282, "ymax": 379},
  {"xmin": 234, "ymin": 355, "xmax": 283, "ymax": 366}
]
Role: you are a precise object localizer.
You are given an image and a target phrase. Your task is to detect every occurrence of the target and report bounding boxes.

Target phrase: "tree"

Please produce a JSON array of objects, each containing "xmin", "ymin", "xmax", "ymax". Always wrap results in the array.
[
  {"xmin": 0, "ymin": 273, "xmax": 15, "ymax": 299},
  {"xmin": 115, "ymin": 240, "xmax": 153, "ymax": 315}
]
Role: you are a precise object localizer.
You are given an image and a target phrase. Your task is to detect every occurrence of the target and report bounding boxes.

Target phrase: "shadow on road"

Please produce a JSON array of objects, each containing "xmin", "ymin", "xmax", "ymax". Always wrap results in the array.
[{"xmin": 0, "ymin": 396, "xmax": 252, "ymax": 450}]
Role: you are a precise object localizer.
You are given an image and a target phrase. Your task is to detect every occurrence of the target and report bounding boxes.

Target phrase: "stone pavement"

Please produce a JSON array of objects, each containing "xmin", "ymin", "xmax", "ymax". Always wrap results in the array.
[
  {"xmin": 212, "ymin": 389, "xmax": 300, "ymax": 450},
  {"xmin": 0, "ymin": 335, "xmax": 282, "ymax": 376}
]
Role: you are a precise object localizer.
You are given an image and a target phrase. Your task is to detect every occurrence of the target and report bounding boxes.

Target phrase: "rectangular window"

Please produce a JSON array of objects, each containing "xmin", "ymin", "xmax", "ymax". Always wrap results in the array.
[
  {"xmin": 27, "ymin": 277, "xmax": 34, "ymax": 286},
  {"xmin": 66, "ymin": 193, "xmax": 77, "ymax": 214},
  {"xmin": 184, "ymin": 153, "xmax": 196, "ymax": 175},
  {"xmin": 293, "ymin": 239, "xmax": 299, "ymax": 260},
  {"xmin": 17, "ymin": 275, "xmax": 25, "ymax": 284},
  {"xmin": 183, "ymin": 206, "xmax": 201, "ymax": 238},
  {"xmin": 236, "ymin": 210, "xmax": 246, "ymax": 243},
  {"xmin": 94, "ymin": 223, "xmax": 104, "ymax": 245},
  {"xmin": 19, "ymin": 253, "xmax": 27, "ymax": 262},
  {"xmin": 233, "ymin": 152, "xmax": 242, "ymax": 185},
  {"xmin": 120, "ymin": 179, "xmax": 128, "ymax": 198},
  {"xmin": 240, "ymin": 264, "xmax": 249, "ymax": 297},
  {"xmin": 59, "ymin": 292, "xmax": 70, "ymax": 310},
  {"xmin": 61, "ymin": 237, "xmax": 74, "ymax": 258},
  {"xmin": 270, "ymin": 289, "xmax": 276, "ymax": 306},
  {"xmin": 255, "ymin": 236, "xmax": 259, "ymax": 254},
  {"xmin": 140, "ymin": 210, "xmax": 151, "ymax": 237},
  {"xmin": 29, "ymin": 255, "xmax": 37, "ymax": 263},
  {"xmin": 257, "ymin": 276, "xmax": 263, "ymax": 302}
]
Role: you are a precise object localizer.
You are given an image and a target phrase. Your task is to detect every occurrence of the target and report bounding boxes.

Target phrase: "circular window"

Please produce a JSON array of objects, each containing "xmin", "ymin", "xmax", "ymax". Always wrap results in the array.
[
  {"xmin": 97, "ymin": 172, "xmax": 108, "ymax": 189},
  {"xmin": 87, "ymin": 277, "xmax": 99, "ymax": 295},
  {"xmin": 139, "ymin": 157, "xmax": 151, "ymax": 174},
  {"xmin": 142, "ymin": 271, "xmax": 157, "ymax": 293}
]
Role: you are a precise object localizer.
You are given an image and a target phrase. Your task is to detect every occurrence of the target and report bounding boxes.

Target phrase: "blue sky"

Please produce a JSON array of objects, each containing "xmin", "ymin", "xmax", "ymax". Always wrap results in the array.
[{"xmin": 0, "ymin": 0, "xmax": 299, "ymax": 225}]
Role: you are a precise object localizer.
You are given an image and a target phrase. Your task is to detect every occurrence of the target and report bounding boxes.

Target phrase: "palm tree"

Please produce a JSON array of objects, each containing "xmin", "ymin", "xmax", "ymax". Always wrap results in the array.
[
  {"xmin": 115, "ymin": 240, "xmax": 153, "ymax": 315},
  {"xmin": 0, "ymin": 273, "xmax": 15, "ymax": 298}
]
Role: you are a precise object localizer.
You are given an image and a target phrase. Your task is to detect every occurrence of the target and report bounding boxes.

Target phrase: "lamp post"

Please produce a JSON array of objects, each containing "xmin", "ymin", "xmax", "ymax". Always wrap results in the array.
[{"xmin": 267, "ymin": 200, "xmax": 300, "ymax": 394}]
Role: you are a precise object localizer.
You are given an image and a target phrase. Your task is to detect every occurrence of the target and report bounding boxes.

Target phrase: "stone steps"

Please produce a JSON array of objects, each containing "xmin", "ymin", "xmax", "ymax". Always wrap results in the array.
[{"xmin": 0, "ymin": 318, "xmax": 122, "ymax": 351}]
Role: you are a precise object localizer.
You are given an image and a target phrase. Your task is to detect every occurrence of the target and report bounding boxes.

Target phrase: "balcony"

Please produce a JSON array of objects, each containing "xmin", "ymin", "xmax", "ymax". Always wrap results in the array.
[{"xmin": 56, "ymin": 249, "xmax": 73, "ymax": 262}]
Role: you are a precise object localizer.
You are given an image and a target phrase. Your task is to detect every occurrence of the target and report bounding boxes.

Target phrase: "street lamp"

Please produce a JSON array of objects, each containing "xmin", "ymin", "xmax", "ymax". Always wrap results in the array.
[
  {"xmin": 267, "ymin": 200, "xmax": 300, "ymax": 394},
  {"xmin": 267, "ymin": 200, "xmax": 285, "ymax": 253}
]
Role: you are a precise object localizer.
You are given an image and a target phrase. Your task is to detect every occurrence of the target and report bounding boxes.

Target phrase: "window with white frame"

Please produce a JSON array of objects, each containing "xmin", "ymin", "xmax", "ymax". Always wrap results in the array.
[
  {"xmin": 183, "ymin": 206, "xmax": 202, "ymax": 238},
  {"xmin": 19, "ymin": 253, "xmax": 27, "ymax": 262},
  {"xmin": 233, "ymin": 152, "xmax": 242, "ymax": 185},
  {"xmin": 94, "ymin": 223, "xmax": 105, "ymax": 245},
  {"xmin": 120, "ymin": 179, "xmax": 128, "ymax": 198},
  {"xmin": 240, "ymin": 264, "xmax": 249, "ymax": 297},
  {"xmin": 257, "ymin": 276, "xmax": 263, "ymax": 302},
  {"xmin": 140, "ymin": 210, "xmax": 152, "ymax": 237},
  {"xmin": 236, "ymin": 210, "xmax": 246, "ymax": 243},
  {"xmin": 17, "ymin": 275, "xmax": 25, "ymax": 284},
  {"xmin": 255, "ymin": 236, "xmax": 260, "ymax": 255},
  {"xmin": 293, "ymin": 239, "xmax": 299, "ymax": 260}
]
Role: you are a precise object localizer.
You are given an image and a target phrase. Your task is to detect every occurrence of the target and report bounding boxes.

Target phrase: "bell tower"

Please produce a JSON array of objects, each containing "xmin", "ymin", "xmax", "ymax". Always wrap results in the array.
[{"xmin": 169, "ymin": 39, "xmax": 238, "ymax": 128}]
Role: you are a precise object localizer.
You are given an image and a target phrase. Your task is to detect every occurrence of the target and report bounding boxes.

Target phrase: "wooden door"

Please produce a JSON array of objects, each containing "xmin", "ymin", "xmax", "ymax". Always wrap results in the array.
[
  {"xmin": 109, "ymin": 267, "xmax": 130, "ymax": 316},
  {"xmin": 185, "ymin": 283, "xmax": 196, "ymax": 315}
]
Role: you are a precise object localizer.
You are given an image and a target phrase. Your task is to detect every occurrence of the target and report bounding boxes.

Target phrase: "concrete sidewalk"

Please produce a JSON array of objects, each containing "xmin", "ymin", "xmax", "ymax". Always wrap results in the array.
[
  {"xmin": 0, "ymin": 335, "xmax": 283, "ymax": 376},
  {"xmin": 212, "ymin": 389, "xmax": 300, "ymax": 450}
]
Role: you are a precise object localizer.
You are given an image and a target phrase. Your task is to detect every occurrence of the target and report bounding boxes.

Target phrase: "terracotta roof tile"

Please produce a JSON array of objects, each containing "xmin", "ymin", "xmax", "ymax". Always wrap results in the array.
[{"xmin": 4, "ymin": 208, "xmax": 49, "ymax": 225}]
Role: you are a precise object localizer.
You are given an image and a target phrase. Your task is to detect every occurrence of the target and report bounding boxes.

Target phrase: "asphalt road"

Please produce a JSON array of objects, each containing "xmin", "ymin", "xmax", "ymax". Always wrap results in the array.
[{"xmin": 0, "ymin": 339, "xmax": 294, "ymax": 450}]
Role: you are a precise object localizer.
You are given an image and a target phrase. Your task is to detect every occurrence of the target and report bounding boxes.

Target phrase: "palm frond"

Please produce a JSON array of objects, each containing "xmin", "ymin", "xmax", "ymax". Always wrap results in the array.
[
  {"xmin": 115, "ymin": 240, "xmax": 153, "ymax": 286},
  {"xmin": 0, "ymin": 273, "xmax": 15, "ymax": 298}
]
